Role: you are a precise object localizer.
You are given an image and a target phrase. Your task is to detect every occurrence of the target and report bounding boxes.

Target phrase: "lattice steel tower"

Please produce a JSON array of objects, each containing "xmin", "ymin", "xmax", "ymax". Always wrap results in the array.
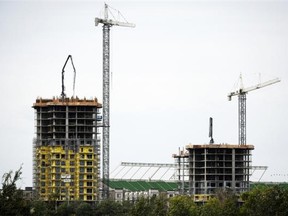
[
  {"xmin": 228, "ymin": 74, "xmax": 280, "ymax": 145},
  {"xmin": 95, "ymin": 3, "xmax": 135, "ymax": 199}
]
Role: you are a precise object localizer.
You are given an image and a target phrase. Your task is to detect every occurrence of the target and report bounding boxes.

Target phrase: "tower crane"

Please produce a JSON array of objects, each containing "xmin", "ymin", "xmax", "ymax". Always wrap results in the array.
[
  {"xmin": 61, "ymin": 55, "xmax": 76, "ymax": 100},
  {"xmin": 228, "ymin": 74, "xmax": 280, "ymax": 145},
  {"xmin": 95, "ymin": 3, "xmax": 135, "ymax": 199}
]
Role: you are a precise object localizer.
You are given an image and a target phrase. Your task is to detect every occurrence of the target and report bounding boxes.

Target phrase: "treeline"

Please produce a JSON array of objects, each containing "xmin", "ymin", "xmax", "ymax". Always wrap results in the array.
[{"xmin": 1, "ymin": 167, "xmax": 288, "ymax": 216}]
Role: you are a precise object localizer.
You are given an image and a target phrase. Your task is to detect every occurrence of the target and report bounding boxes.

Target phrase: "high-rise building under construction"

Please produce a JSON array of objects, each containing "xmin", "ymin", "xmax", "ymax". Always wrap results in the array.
[
  {"xmin": 33, "ymin": 97, "xmax": 102, "ymax": 202},
  {"xmin": 174, "ymin": 144, "xmax": 254, "ymax": 197}
]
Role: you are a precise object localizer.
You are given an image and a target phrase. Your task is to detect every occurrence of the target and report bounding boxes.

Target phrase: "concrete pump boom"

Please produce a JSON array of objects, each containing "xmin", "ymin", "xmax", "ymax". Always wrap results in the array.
[{"xmin": 61, "ymin": 55, "xmax": 76, "ymax": 100}]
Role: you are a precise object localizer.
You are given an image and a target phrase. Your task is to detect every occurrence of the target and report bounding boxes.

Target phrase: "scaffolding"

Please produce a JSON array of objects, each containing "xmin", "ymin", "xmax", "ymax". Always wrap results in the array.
[{"xmin": 172, "ymin": 149, "xmax": 189, "ymax": 195}]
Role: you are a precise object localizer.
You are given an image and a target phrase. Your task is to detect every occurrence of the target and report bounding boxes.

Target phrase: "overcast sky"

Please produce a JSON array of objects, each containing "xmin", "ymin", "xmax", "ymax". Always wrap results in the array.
[{"xmin": 0, "ymin": 0, "xmax": 287, "ymax": 188}]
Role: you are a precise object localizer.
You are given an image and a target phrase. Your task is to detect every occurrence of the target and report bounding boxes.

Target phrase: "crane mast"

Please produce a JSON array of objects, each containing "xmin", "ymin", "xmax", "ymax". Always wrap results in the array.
[
  {"xmin": 102, "ymin": 22, "xmax": 110, "ymax": 200},
  {"xmin": 228, "ymin": 75, "xmax": 280, "ymax": 145},
  {"xmin": 95, "ymin": 3, "xmax": 135, "ymax": 199},
  {"xmin": 238, "ymin": 91, "xmax": 246, "ymax": 145}
]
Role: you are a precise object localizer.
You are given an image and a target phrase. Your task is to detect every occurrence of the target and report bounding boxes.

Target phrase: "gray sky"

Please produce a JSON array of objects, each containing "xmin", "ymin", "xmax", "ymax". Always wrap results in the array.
[{"xmin": 0, "ymin": 0, "xmax": 287, "ymax": 188}]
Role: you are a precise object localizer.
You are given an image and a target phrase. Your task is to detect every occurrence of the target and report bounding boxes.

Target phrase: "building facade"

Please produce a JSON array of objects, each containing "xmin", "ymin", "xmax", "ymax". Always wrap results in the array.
[
  {"xmin": 187, "ymin": 144, "xmax": 254, "ymax": 195},
  {"xmin": 174, "ymin": 144, "xmax": 254, "ymax": 196},
  {"xmin": 33, "ymin": 97, "xmax": 102, "ymax": 202}
]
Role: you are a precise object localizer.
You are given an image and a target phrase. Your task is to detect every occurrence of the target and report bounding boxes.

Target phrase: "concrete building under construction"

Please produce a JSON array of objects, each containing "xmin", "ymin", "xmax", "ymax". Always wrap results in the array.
[
  {"xmin": 33, "ymin": 97, "xmax": 102, "ymax": 202},
  {"xmin": 173, "ymin": 144, "xmax": 254, "ymax": 197}
]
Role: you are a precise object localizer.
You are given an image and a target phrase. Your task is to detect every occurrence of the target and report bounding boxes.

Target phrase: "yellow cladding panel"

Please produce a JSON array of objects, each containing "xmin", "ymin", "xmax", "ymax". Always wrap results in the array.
[
  {"xmin": 51, "ymin": 146, "xmax": 65, "ymax": 153},
  {"xmin": 193, "ymin": 194, "xmax": 211, "ymax": 202},
  {"xmin": 37, "ymin": 146, "xmax": 49, "ymax": 154},
  {"xmin": 39, "ymin": 146, "xmax": 50, "ymax": 151},
  {"xmin": 36, "ymin": 145, "xmax": 99, "ymax": 201},
  {"xmin": 80, "ymin": 147, "xmax": 94, "ymax": 153}
]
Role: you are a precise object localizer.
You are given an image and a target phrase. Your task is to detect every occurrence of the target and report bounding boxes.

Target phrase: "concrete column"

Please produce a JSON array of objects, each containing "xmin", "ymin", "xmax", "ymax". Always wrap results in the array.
[
  {"xmin": 65, "ymin": 106, "xmax": 69, "ymax": 159},
  {"xmin": 193, "ymin": 150, "xmax": 195, "ymax": 194},
  {"xmin": 39, "ymin": 108, "xmax": 42, "ymax": 140},
  {"xmin": 232, "ymin": 149, "xmax": 236, "ymax": 190},
  {"xmin": 204, "ymin": 149, "xmax": 207, "ymax": 194},
  {"xmin": 66, "ymin": 106, "xmax": 69, "ymax": 139}
]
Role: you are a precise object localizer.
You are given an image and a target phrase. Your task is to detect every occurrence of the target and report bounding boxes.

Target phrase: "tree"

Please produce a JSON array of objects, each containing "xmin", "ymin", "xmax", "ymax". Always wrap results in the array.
[
  {"xmin": 47, "ymin": 190, "xmax": 60, "ymax": 213},
  {"xmin": 95, "ymin": 199, "xmax": 125, "ymax": 216},
  {"xmin": 221, "ymin": 194, "xmax": 239, "ymax": 216},
  {"xmin": 130, "ymin": 195, "xmax": 168, "ymax": 216},
  {"xmin": 0, "ymin": 166, "xmax": 30, "ymax": 216},
  {"xmin": 240, "ymin": 186, "xmax": 288, "ymax": 216},
  {"xmin": 75, "ymin": 202, "xmax": 94, "ymax": 216},
  {"xmin": 214, "ymin": 188, "xmax": 239, "ymax": 216},
  {"xmin": 150, "ymin": 195, "xmax": 168, "ymax": 216},
  {"xmin": 121, "ymin": 200, "xmax": 134, "ymax": 215},
  {"xmin": 129, "ymin": 196, "xmax": 151, "ymax": 216},
  {"xmin": 56, "ymin": 202, "xmax": 74, "ymax": 216},
  {"xmin": 30, "ymin": 200, "xmax": 51, "ymax": 216},
  {"xmin": 168, "ymin": 195, "xmax": 198, "ymax": 216},
  {"xmin": 200, "ymin": 198, "xmax": 222, "ymax": 216}
]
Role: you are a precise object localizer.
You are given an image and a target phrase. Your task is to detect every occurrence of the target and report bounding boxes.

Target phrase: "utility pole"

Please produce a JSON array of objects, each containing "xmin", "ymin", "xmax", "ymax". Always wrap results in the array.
[{"xmin": 95, "ymin": 3, "xmax": 135, "ymax": 199}]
